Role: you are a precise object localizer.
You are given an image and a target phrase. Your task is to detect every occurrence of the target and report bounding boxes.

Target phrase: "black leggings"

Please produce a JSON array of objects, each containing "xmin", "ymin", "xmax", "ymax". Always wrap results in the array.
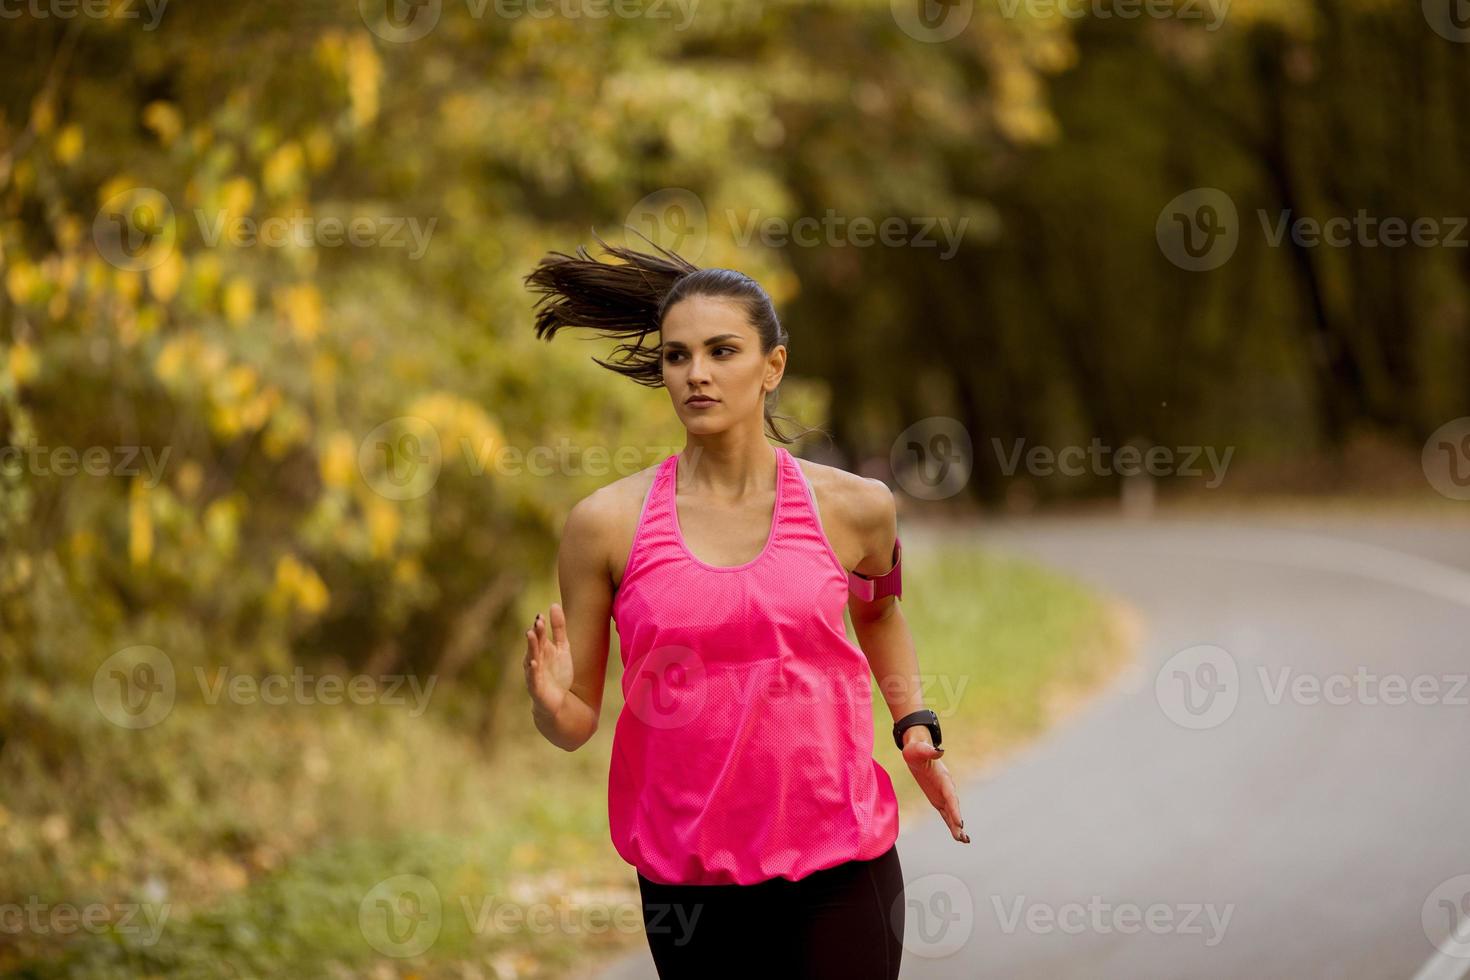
[{"xmin": 636, "ymin": 843, "xmax": 905, "ymax": 980}]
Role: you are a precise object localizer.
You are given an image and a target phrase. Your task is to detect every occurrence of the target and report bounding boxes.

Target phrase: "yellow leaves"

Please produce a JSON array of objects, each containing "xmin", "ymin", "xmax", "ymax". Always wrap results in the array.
[
  {"xmin": 115, "ymin": 269, "xmax": 143, "ymax": 304},
  {"xmin": 273, "ymin": 554, "xmax": 330, "ymax": 616},
  {"xmin": 304, "ymin": 126, "xmax": 336, "ymax": 173},
  {"xmin": 262, "ymin": 401, "xmax": 311, "ymax": 459},
  {"xmin": 5, "ymin": 261, "xmax": 39, "ymax": 305},
  {"xmin": 7, "ymin": 342, "xmax": 40, "ymax": 385},
  {"xmin": 154, "ymin": 332, "xmax": 226, "ymax": 389},
  {"xmin": 405, "ymin": 392, "xmax": 504, "ymax": 470},
  {"xmin": 142, "ymin": 101, "xmax": 183, "ymax": 147},
  {"xmin": 263, "ymin": 142, "xmax": 306, "ymax": 199},
  {"xmin": 220, "ymin": 176, "xmax": 256, "ymax": 218},
  {"xmin": 98, "ymin": 174, "xmax": 142, "ymax": 207},
  {"xmin": 208, "ymin": 363, "xmax": 280, "ymax": 438},
  {"xmin": 223, "ymin": 277, "xmax": 256, "ymax": 325},
  {"xmin": 175, "ymin": 460, "xmax": 204, "ymax": 500},
  {"xmin": 363, "ymin": 496, "xmax": 401, "ymax": 559},
  {"xmin": 147, "ymin": 250, "xmax": 186, "ymax": 303},
  {"xmin": 204, "ymin": 495, "xmax": 243, "ymax": 557},
  {"xmin": 319, "ymin": 431, "xmax": 357, "ymax": 489},
  {"xmin": 54, "ymin": 124, "xmax": 84, "ymax": 166},
  {"xmin": 346, "ymin": 35, "xmax": 383, "ymax": 129},
  {"xmin": 274, "ymin": 283, "xmax": 323, "ymax": 344},
  {"xmin": 129, "ymin": 478, "xmax": 153, "ymax": 568}
]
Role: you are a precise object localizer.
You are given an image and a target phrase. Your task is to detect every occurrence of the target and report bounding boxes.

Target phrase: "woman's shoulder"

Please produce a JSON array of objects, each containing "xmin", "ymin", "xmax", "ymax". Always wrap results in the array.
[
  {"xmin": 791, "ymin": 454, "xmax": 894, "ymax": 528},
  {"xmin": 565, "ymin": 458, "xmax": 667, "ymax": 550}
]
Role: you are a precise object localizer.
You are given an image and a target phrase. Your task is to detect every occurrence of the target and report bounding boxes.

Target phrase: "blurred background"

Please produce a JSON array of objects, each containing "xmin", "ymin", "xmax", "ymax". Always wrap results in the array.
[{"xmin": 2, "ymin": 0, "xmax": 1469, "ymax": 977}]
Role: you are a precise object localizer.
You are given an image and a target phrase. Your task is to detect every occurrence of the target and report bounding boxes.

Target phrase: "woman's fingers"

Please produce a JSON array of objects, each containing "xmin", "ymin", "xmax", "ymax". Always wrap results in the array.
[{"xmin": 549, "ymin": 602, "xmax": 568, "ymax": 650}]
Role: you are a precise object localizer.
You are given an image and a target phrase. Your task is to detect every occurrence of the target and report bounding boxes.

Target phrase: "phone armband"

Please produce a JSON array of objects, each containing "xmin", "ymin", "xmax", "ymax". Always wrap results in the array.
[{"xmin": 848, "ymin": 536, "xmax": 902, "ymax": 602}]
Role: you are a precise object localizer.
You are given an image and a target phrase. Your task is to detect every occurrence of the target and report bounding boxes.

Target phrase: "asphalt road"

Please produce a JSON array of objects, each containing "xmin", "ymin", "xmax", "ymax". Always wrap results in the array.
[{"xmin": 597, "ymin": 513, "xmax": 1470, "ymax": 979}]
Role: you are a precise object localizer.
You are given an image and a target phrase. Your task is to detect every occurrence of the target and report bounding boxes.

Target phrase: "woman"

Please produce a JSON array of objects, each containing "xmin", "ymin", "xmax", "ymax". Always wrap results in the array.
[{"xmin": 520, "ymin": 235, "xmax": 969, "ymax": 979}]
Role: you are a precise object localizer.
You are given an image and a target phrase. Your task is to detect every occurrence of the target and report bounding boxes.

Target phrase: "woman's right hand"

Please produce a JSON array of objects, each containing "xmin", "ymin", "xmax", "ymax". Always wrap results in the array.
[{"xmin": 524, "ymin": 601, "xmax": 575, "ymax": 717}]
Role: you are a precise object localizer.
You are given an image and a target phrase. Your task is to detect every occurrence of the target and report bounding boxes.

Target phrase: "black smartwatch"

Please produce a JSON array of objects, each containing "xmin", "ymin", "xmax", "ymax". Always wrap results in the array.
[{"xmin": 893, "ymin": 709, "xmax": 942, "ymax": 750}]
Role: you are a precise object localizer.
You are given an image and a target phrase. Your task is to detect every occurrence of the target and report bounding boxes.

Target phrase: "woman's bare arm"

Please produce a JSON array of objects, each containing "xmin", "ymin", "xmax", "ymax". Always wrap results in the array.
[{"xmin": 526, "ymin": 491, "xmax": 615, "ymax": 751}]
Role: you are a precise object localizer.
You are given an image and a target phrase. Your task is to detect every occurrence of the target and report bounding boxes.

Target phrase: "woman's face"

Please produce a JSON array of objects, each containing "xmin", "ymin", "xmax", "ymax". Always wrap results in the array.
[{"xmin": 660, "ymin": 294, "xmax": 784, "ymax": 433}]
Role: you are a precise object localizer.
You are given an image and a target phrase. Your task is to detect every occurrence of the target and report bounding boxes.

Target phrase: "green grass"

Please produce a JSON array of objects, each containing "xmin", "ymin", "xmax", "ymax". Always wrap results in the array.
[{"xmin": 7, "ymin": 544, "xmax": 1133, "ymax": 979}]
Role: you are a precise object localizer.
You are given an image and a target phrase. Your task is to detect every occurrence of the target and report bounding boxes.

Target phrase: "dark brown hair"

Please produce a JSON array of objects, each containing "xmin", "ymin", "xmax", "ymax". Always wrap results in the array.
[{"xmin": 523, "ymin": 231, "xmax": 827, "ymax": 446}]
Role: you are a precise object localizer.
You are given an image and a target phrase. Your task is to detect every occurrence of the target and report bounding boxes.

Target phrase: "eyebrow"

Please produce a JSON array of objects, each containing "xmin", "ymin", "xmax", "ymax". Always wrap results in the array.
[{"xmin": 661, "ymin": 334, "xmax": 742, "ymax": 351}]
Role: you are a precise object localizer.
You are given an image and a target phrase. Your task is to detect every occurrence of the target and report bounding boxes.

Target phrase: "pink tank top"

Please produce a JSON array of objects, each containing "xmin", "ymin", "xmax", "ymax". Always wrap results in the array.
[{"xmin": 608, "ymin": 444, "xmax": 900, "ymax": 886}]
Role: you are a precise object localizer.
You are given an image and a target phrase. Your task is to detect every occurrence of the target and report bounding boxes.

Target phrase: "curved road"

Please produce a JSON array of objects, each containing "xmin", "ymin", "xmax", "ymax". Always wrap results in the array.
[{"xmin": 598, "ymin": 513, "xmax": 1470, "ymax": 979}]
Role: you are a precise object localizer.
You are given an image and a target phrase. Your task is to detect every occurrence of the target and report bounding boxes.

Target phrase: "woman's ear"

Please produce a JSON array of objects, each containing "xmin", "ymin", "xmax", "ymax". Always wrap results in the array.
[{"xmin": 764, "ymin": 345, "xmax": 787, "ymax": 392}]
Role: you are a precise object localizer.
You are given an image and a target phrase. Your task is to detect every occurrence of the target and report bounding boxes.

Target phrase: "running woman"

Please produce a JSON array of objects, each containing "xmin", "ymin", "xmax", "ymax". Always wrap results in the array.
[{"xmin": 520, "ymin": 235, "xmax": 969, "ymax": 979}]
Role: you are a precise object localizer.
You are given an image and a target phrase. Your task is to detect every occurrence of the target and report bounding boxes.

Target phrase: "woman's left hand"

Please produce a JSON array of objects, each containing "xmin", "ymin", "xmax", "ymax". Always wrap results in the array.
[{"xmin": 902, "ymin": 736, "xmax": 971, "ymax": 843}]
